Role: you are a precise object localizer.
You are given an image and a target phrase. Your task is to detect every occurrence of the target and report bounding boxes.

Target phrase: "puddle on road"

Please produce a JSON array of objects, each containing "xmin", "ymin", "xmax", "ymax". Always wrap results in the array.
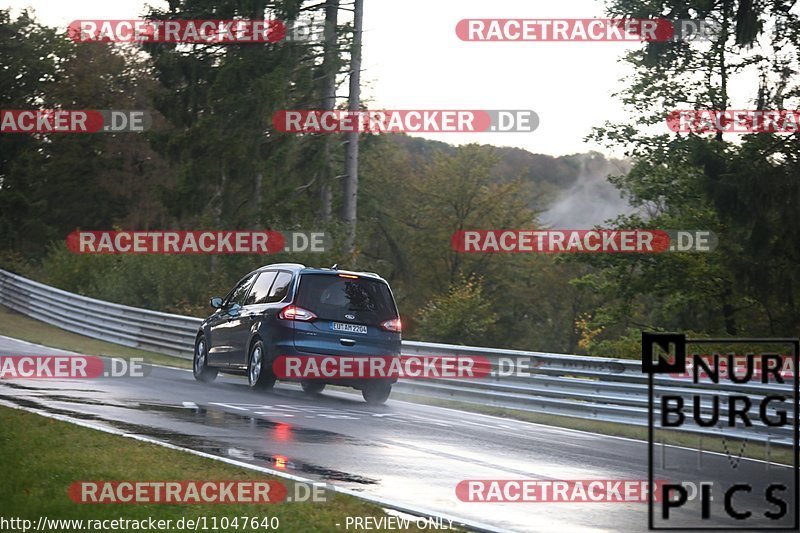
[
  {"xmin": 188, "ymin": 444, "xmax": 378, "ymax": 485},
  {"xmin": 136, "ymin": 402, "xmax": 373, "ymax": 446},
  {"xmin": 1, "ymin": 395, "xmax": 379, "ymax": 486}
]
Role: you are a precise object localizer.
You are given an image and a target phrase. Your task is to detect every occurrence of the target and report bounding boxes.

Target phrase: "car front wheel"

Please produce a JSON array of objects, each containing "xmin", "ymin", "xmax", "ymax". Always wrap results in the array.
[{"xmin": 193, "ymin": 335, "xmax": 218, "ymax": 383}]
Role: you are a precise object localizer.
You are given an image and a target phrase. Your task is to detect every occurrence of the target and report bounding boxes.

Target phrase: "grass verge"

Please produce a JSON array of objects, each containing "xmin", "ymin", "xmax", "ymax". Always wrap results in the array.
[{"xmin": 0, "ymin": 405, "xmax": 430, "ymax": 532}]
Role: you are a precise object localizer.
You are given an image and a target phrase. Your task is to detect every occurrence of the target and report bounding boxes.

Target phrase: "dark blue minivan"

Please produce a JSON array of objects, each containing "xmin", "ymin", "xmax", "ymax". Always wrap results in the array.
[{"xmin": 193, "ymin": 264, "xmax": 402, "ymax": 404}]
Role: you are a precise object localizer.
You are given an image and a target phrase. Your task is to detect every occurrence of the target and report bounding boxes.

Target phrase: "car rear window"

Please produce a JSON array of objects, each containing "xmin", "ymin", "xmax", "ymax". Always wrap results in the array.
[
  {"xmin": 295, "ymin": 274, "xmax": 397, "ymax": 325},
  {"xmin": 267, "ymin": 271, "xmax": 293, "ymax": 302}
]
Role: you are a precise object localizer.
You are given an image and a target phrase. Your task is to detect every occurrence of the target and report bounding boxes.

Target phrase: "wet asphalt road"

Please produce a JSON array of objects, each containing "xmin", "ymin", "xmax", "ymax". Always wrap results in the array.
[{"xmin": 0, "ymin": 335, "xmax": 797, "ymax": 532}]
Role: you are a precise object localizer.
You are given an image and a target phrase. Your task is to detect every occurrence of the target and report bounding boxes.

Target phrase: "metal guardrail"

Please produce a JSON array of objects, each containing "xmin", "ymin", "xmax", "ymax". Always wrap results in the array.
[
  {"xmin": 0, "ymin": 269, "xmax": 201, "ymax": 357},
  {"xmin": 0, "ymin": 268, "xmax": 795, "ymax": 447}
]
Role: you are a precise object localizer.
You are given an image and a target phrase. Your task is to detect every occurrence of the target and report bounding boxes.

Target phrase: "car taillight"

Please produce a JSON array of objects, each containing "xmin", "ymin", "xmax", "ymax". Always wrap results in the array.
[
  {"xmin": 278, "ymin": 305, "xmax": 317, "ymax": 321},
  {"xmin": 380, "ymin": 318, "xmax": 402, "ymax": 332}
]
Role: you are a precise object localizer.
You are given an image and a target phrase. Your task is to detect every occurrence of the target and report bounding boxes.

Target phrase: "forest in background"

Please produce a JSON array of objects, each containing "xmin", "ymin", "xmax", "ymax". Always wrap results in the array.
[{"xmin": 1, "ymin": 1, "xmax": 799, "ymax": 358}]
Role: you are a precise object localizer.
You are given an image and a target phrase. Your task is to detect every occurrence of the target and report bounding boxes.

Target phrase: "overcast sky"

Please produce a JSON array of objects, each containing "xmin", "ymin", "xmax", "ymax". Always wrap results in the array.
[{"xmin": 6, "ymin": 1, "xmax": 664, "ymax": 156}]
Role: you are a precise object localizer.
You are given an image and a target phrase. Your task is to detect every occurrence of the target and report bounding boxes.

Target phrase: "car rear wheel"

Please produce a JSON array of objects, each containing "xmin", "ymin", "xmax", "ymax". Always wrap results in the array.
[
  {"xmin": 301, "ymin": 381, "xmax": 326, "ymax": 394},
  {"xmin": 362, "ymin": 382, "xmax": 391, "ymax": 405},
  {"xmin": 193, "ymin": 336, "xmax": 218, "ymax": 383},
  {"xmin": 248, "ymin": 340, "xmax": 276, "ymax": 390}
]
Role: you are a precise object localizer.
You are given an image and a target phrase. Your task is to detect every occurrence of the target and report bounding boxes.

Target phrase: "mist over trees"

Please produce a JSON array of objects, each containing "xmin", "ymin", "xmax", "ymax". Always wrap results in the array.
[
  {"xmin": 576, "ymin": 0, "xmax": 800, "ymax": 353},
  {"xmin": 1, "ymin": 1, "xmax": 798, "ymax": 357}
]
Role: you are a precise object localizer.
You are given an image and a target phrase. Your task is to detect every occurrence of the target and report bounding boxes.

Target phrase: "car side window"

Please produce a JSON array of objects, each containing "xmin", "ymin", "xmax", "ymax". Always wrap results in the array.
[
  {"xmin": 225, "ymin": 272, "xmax": 257, "ymax": 307},
  {"xmin": 244, "ymin": 271, "xmax": 277, "ymax": 306},
  {"xmin": 266, "ymin": 271, "xmax": 293, "ymax": 303}
]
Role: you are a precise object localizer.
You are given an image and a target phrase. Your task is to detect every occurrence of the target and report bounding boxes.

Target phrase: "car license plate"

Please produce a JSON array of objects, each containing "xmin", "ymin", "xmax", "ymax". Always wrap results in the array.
[{"xmin": 330, "ymin": 322, "xmax": 368, "ymax": 334}]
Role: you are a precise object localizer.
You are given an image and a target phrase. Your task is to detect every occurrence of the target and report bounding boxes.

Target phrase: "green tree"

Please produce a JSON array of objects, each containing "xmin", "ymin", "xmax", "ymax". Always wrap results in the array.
[
  {"xmin": 578, "ymin": 0, "xmax": 800, "ymax": 346},
  {"xmin": 0, "ymin": 11, "xmax": 168, "ymax": 256},
  {"xmin": 145, "ymin": 0, "xmax": 342, "ymax": 229},
  {"xmin": 415, "ymin": 276, "xmax": 497, "ymax": 345},
  {"xmin": 0, "ymin": 10, "xmax": 65, "ymax": 253}
]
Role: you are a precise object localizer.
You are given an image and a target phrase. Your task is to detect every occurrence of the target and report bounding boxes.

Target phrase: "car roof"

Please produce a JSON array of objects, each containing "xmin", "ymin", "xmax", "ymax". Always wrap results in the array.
[
  {"xmin": 253, "ymin": 263, "xmax": 386, "ymax": 282},
  {"xmin": 255, "ymin": 263, "xmax": 306, "ymax": 272}
]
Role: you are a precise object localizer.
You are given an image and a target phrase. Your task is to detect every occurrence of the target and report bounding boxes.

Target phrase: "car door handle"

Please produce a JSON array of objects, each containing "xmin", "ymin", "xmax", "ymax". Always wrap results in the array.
[{"xmin": 339, "ymin": 338, "xmax": 356, "ymax": 346}]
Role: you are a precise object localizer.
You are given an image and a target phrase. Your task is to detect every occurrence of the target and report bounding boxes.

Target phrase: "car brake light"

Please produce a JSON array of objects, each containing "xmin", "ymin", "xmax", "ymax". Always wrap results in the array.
[
  {"xmin": 278, "ymin": 305, "xmax": 317, "ymax": 321},
  {"xmin": 338, "ymin": 273, "xmax": 358, "ymax": 279},
  {"xmin": 380, "ymin": 318, "xmax": 402, "ymax": 332}
]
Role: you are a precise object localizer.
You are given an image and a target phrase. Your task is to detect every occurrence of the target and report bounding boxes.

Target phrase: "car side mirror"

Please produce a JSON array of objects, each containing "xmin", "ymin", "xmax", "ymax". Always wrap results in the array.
[{"xmin": 210, "ymin": 297, "xmax": 224, "ymax": 309}]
